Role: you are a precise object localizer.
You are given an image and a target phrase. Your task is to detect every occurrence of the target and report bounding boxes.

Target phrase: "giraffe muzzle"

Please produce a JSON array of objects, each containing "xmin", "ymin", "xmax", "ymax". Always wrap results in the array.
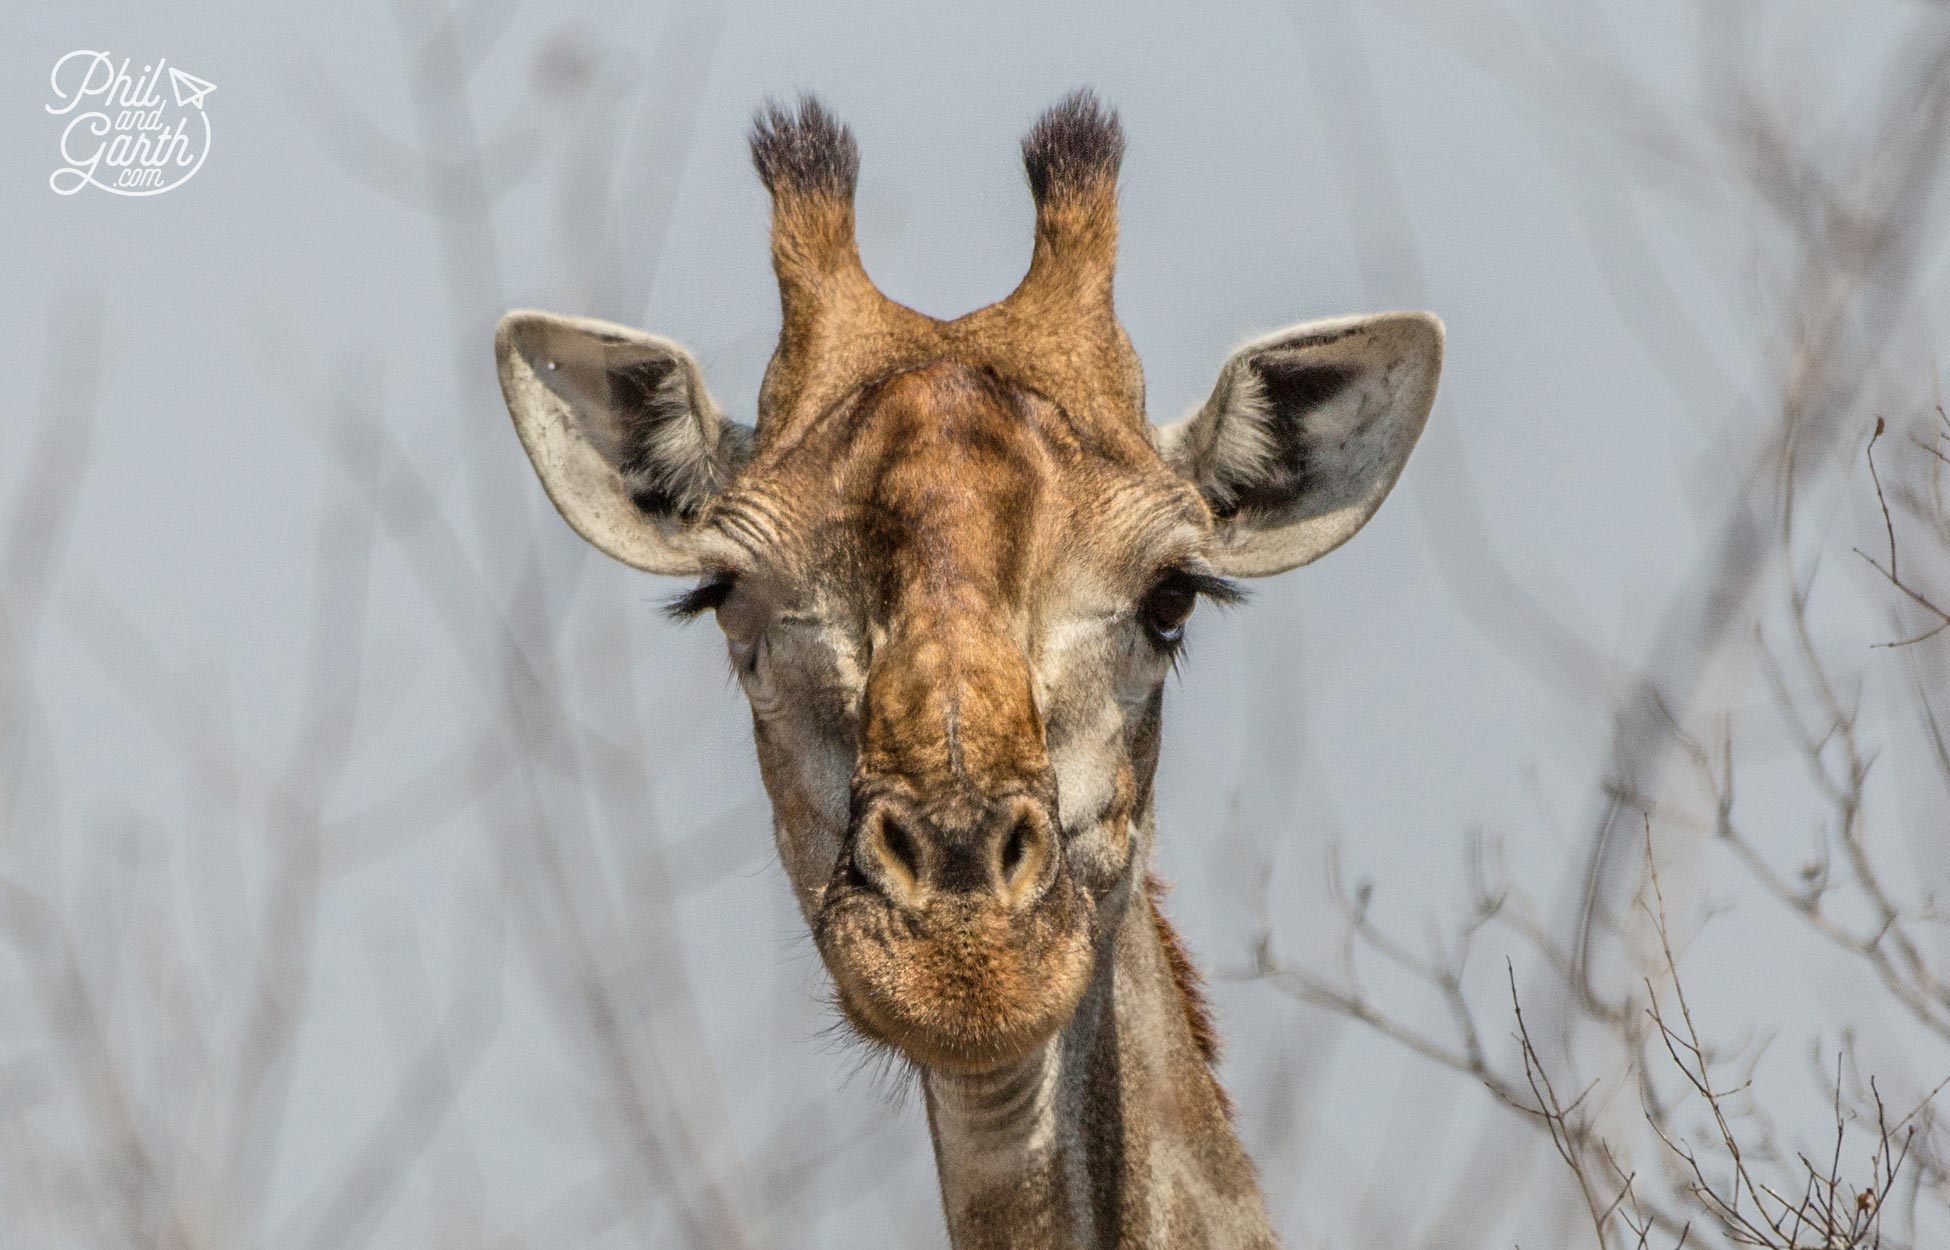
[{"xmin": 814, "ymin": 784, "xmax": 1094, "ymax": 1073}]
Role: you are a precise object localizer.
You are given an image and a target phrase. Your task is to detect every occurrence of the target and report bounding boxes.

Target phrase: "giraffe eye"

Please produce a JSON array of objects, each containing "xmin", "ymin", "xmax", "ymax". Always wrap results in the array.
[
  {"xmin": 1138, "ymin": 569, "xmax": 1246, "ymax": 652},
  {"xmin": 1139, "ymin": 575, "xmax": 1199, "ymax": 647},
  {"xmin": 666, "ymin": 571, "xmax": 737, "ymax": 620}
]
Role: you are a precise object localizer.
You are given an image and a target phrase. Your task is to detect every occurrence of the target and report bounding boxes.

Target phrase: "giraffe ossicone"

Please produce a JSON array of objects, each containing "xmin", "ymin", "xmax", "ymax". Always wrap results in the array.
[{"xmin": 495, "ymin": 89, "xmax": 1442, "ymax": 1249}]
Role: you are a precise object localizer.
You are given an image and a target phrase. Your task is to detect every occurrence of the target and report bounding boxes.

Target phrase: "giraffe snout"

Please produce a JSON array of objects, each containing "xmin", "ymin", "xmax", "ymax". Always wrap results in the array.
[{"xmin": 818, "ymin": 773, "xmax": 1092, "ymax": 1073}]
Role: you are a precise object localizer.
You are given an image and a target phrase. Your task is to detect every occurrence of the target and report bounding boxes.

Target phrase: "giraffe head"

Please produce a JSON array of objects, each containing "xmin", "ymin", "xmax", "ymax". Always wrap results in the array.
[{"xmin": 495, "ymin": 93, "xmax": 1441, "ymax": 1074}]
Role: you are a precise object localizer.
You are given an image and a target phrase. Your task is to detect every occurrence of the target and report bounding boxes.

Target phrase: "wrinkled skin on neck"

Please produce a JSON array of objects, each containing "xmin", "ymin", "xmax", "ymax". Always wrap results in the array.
[{"xmin": 925, "ymin": 869, "xmax": 1277, "ymax": 1249}]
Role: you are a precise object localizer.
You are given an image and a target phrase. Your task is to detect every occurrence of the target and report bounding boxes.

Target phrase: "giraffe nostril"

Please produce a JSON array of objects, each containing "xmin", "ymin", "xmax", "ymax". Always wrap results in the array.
[
  {"xmin": 994, "ymin": 805, "xmax": 1055, "ymax": 907},
  {"xmin": 853, "ymin": 808, "xmax": 926, "ymax": 906},
  {"xmin": 1000, "ymin": 817, "xmax": 1032, "ymax": 880},
  {"xmin": 880, "ymin": 816, "xmax": 921, "ymax": 883}
]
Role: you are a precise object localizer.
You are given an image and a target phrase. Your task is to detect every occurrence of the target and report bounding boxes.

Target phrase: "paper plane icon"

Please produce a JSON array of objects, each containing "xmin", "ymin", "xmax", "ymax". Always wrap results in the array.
[{"xmin": 168, "ymin": 67, "xmax": 217, "ymax": 110}]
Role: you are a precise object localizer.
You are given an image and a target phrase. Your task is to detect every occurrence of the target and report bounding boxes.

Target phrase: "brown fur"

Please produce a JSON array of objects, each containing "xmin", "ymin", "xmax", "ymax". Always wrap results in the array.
[
  {"xmin": 746, "ymin": 92, "xmax": 1148, "ymax": 456},
  {"xmin": 744, "ymin": 357, "xmax": 1166, "ymax": 1072},
  {"xmin": 1145, "ymin": 872, "xmax": 1223, "ymax": 1069}
]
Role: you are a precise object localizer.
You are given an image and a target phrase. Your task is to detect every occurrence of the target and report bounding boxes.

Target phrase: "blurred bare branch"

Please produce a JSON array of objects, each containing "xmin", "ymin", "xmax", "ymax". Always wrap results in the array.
[{"xmin": 1251, "ymin": 5, "xmax": 1950, "ymax": 1247}]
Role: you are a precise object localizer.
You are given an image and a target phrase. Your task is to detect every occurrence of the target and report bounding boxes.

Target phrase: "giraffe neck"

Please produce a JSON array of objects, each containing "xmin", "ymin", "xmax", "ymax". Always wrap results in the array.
[{"xmin": 921, "ymin": 876, "xmax": 1278, "ymax": 1249}]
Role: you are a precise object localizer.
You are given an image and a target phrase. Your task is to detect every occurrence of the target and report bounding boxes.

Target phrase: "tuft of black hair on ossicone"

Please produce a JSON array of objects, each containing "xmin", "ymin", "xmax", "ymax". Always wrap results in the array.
[
  {"xmin": 749, "ymin": 94, "xmax": 860, "ymax": 198},
  {"xmin": 1020, "ymin": 88, "xmax": 1126, "ymax": 206}
]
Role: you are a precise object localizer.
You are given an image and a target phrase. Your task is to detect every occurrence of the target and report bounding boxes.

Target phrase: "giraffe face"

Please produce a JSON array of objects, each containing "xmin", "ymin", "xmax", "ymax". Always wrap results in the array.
[
  {"xmin": 493, "ymin": 94, "xmax": 1442, "ymax": 1074},
  {"xmin": 681, "ymin": 359, "xmax": 1222, "ymax": 1072}
]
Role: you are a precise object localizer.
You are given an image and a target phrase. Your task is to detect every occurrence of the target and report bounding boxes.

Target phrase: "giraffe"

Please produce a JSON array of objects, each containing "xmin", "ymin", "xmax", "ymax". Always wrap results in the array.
[{"xmin": 493, "ymin": 91, "xmax": 1441, "ymax": 1248}]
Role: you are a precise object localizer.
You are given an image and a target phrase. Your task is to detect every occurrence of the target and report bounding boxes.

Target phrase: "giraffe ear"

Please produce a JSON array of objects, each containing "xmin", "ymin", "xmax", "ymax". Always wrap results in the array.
[
  {"xmin": 1158, "ymin": 311, "xmax": 1442, "ymax": 577},
  {"xmin": 495, "ymin": 311, "xmax": 752, "ymax": 576}
]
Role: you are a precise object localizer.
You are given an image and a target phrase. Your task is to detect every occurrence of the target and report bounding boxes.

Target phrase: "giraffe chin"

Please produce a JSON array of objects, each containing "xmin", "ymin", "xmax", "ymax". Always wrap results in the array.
[{"xmin": 815, "ymin": 873, "xmax": 1096, "ymax": 1075}]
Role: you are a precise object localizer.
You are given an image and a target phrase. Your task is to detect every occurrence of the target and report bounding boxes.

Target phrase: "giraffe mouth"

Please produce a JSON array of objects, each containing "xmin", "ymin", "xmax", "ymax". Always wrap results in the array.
[{"xmin": 813, "ymin": 860, "xmax": 1096, "ymax": 1073}]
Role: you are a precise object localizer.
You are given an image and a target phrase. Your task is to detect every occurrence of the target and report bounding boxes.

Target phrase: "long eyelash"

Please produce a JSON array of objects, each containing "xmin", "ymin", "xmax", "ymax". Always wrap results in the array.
[
  {"xmin": 1182, "ymin": 571, "xmax": 1247, "ymax": 608},
  {"xmin": 1153, "ymin": 570, "xmax": 1246, "ymax": 669},
  {"xmin": 664, "ymin": 573, "xmax": 736, "ymax": 621}
]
